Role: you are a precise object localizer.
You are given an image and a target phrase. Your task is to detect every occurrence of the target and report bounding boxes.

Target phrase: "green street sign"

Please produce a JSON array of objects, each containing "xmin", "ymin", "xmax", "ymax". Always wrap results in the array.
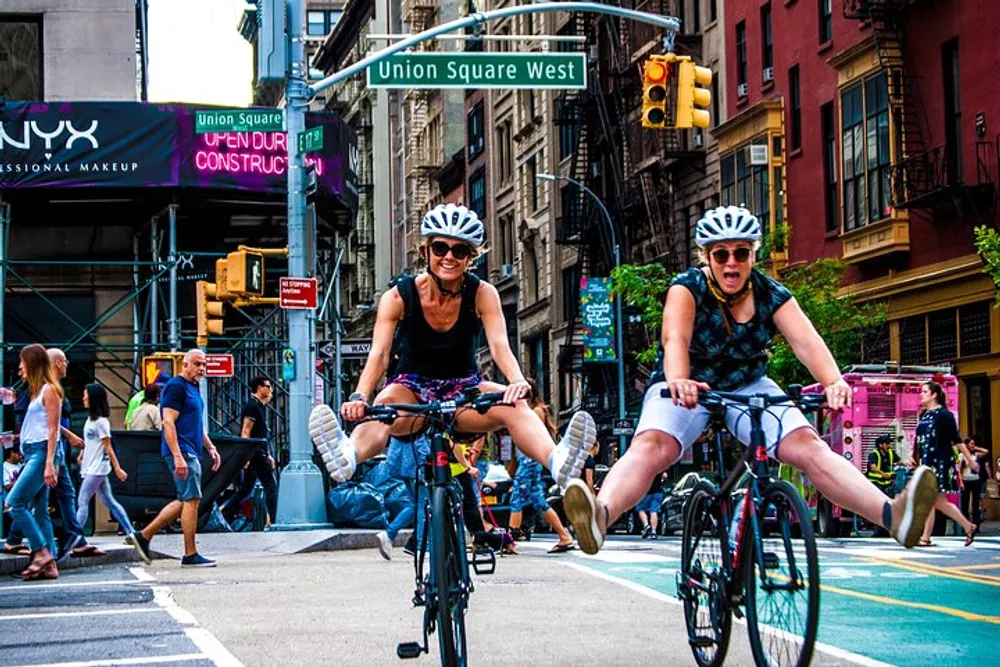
[
  {"xmin": 367, "ymin": 52, "xmax": 587, "ymax": 90},
  {"xmin": 298, "ymin": 126, "xmax": 324, "ymax": 153},
  {"xmin": 195, "ymin": 109, "xmax": 285, "ymax": 134}
]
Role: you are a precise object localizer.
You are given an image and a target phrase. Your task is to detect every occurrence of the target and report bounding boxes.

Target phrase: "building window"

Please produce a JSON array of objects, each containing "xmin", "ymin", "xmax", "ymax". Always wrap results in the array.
[
  {"xmin": 861, "ymin": 323, "xmax": 891, "ymax": 363},
  {"xmin": 736, "ymin": 21, "xmax": 748, "ymax": 94},
  {"xmin": 720, "ymin": 138, "xmax": 771, "ymax": 232},
  {"xmin": 523, "ymin": 241, "xmax": 539, "ymax": 303},
  {"xmin": 761, "ymin": 4, "xmax": 773, "ymax": 72},
  {"xmin": 821, "ymin": 102, "xmax": 839, "ymax": 233},
  {"xmin": 525, "ymin": 334, "xmax": 550, "ymax": 402},
  {"xmin": 710, "ymin": 0, "xmax": 718, "ymax": 23},
  {"xmin": 521, "ymin": 89, "xmax": 536, "ymax": 123},
  {"xmin": 819, "ymin": 0, "xmax": 832, "ymax": 44},
  {"xmin": 693, "ymin": 0, "xmax": 701, "ymax": 32},
  {"xmin": 942, "ymin": 38, "xmax": 962, "ymax": 184},
  {"xmin": 496, "ymin": 120, "xmax": 513, "ymax": 183},
  {"xmin": 959, "ymin": 302, "xmax": 991, "ymax": 357},
  {"xmin": 499, "ymin": 213, "xmax": 515, "ymax": 267},
  {"xmin": 467, "ymin": 103, "xmax": 484, "ymax": 160},
  {"xmin": 306, "ymin": 10, "xmax": 341, "ymax": 36},
  {"xmin": 468, "ymin": 167, "xmax": 486, "ymax": 221},
  {"xmin": 928, "ymin": 309, "xmax": 958, "ymax": 362},
  {"xmin": 789, "ymin": 66, "xmax": 801, "ymax": 150},
  {"xmin": 711, "ymin": 72, "xmax": 720, "ymax": 128},
  {"xmin": 900, "ymin": 315, "xmax": 927, "ymax": 364},
  {"xmin": 0, "ymin": 16, "xmax": 43, "ymax": 99},
  {"xmin": 562, "ymin": 264, "xmax": 582, "ymax": 323},
  {"xmin": 841, "ymin": 74, "xmax": 892, "ymax": 231},
  {"xmin": 558, "ymin": 98, "xmax": 579, "ymax": 161},
  {"xmin": 527, "ymin": 155, "xmax": 539, "ymax": 213}
]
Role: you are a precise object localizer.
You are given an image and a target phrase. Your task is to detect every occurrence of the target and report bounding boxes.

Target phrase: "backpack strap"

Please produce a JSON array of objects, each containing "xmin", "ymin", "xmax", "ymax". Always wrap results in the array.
[{"xmin": 395, "ymin": 274, "xmax": 417, "ymax": 322}]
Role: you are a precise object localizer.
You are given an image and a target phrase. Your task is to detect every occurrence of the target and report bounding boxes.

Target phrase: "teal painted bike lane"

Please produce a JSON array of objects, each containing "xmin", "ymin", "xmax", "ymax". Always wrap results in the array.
[{"xmin": 571, "ymin": 555, "xmax": 1000, "ymax": 666}]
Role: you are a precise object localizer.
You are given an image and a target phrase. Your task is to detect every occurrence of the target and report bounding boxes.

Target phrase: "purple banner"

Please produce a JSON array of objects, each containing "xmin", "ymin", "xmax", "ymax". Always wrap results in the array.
[{"xmin": 0, "ymin": 102, "xmax": 357, "ymax": 210}]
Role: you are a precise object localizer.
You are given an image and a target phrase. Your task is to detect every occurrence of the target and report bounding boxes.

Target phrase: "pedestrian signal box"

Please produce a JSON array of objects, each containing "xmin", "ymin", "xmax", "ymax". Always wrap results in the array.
[
  {"xmin": 141, "ymin": 353, "xmax": 183, "ymax": 386},
  {"xmin": 226, "ymin": 249, "xmax": 265, "ymax": 295}
]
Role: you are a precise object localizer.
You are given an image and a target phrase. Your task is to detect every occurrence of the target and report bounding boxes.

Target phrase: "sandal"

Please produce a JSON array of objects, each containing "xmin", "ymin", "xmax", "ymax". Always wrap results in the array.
[
  {"xmin": 548, "ymin": 543, "xmax": 576, "ymax": 554},
  {"xmin": 917, "ymin": 538, "xmax": 934, "ymax": 547},
  {"xmin": 22, "ymin": 557, "xmax": 58, "ymax": 581},
  {"xmin": 965, "ymin": 525, "xmax": 977, "ymax": 547},
  {"xmin": 2, "ymin": 544, "xmax": 30, "ymax": 556}
]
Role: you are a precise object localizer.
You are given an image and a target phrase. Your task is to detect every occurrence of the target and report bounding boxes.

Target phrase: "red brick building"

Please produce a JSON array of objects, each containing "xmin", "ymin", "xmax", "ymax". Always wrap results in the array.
[{"xmin": 714, "ymin": 0, "xmax": 1000, "ymax": 448}]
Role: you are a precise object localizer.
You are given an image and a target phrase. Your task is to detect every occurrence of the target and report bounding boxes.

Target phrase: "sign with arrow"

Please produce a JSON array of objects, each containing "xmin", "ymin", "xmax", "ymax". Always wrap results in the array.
[{"xmin": 279, "ymin": 277, "xmax": 318, "ymax": 309}]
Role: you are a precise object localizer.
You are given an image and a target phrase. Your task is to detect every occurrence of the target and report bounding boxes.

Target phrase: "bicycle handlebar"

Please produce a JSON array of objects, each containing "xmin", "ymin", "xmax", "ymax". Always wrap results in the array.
[
  {"xmin": 363, "ymin": 390, "xmax": 508, "ymax": 424},
  {"xmin": 658, "ymin": 384, "xmax": 827, "ymax": 411}
]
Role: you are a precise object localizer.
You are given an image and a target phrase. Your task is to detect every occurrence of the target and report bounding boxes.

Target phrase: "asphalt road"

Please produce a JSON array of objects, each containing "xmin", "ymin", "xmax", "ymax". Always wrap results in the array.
[{"xmin": 1, "ymin": 533, "xmax": 997, "ymax": 667}]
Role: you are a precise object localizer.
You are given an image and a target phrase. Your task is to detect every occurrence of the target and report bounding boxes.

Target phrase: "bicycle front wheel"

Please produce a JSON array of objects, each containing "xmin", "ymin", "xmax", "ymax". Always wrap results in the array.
[
  {"xmin": 680, "ymin": 482, "xmax": 732, "ymax": 667},
  {"xmin": 744, "ymin": 480, "xmax": 820, "ymax": 667},
  {"xmin": 431, "ymin": 485, "xmax": 469, "ymax": 667}
]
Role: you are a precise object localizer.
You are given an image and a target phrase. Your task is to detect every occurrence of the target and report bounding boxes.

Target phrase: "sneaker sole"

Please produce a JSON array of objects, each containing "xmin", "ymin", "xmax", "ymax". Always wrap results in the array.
[
  {"xmin": 181, "ymin": 561, "xmax": 218, "ymax": 568},
  {"xmin": 563, "ymin": 479, "xmax": 603, "ymax": 555},
  {"xmin": 555, "ymin": 411, "xmax": 597, "ymax": 489},
  {"xmin": 308, "ymin": 404, "xmax": 354, "ymax": 482},
  {"xmin": 898, "ymin": 466, "xmax": 938, "ymax": 548},
  {"xmin": 126, "ymin": 535, "xmax": 152, "ymax": 565}
]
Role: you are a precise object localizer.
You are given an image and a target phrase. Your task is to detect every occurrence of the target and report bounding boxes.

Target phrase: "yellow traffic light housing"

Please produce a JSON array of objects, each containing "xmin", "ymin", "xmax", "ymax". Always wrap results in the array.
[
  {"xmin": 196, "ymin": 280, "xmax": 225, "ymax": 347},
  {"xmin": 642, "ymin": 55, "xmax": 670, "ymax": 128},
  {"xmin": 675, "ymin": 59, "xmax": 713, "ymax": 129},
  {"xmin": 226, "ymin": 249, "xmax": 265, "ymax": 295}
]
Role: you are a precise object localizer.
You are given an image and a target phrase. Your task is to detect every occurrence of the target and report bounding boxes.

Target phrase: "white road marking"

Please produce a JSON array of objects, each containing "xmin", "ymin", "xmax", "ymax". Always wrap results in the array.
[
  {"xmin": 0, "ymin": 580, "xmax": 150, "ymax": 594},
  {"xmin": 185, "ymin": 628, "xmax": 245, "ymax": 667},
  {"xmin": 128, "ymin": 567, "xmax": 156, "ymax": 582},
  {"xmin": 0, "ymin": 607, "xmax": 165, "ymax": 622},
  {"xmin": 7, "ymin": 654, "xmax": 207, "ymax": 667}
]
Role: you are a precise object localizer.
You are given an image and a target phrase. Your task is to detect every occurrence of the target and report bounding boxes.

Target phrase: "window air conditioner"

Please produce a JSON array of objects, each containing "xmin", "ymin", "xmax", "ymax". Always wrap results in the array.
[
  {"xmin": 762, "ymin": 67, "xmax": 774, "ymax": 83},
  {"xmin": 500, "ymin": 263, "xmax": 515, "ymax": 279},
  {"xmin": 749, "ymin": 144, "xmax": 769, "ymax": 165},
  {"xmin": 737, "ymin": 82, "xmax": 749, "ymax": 98},
  {"xmin": 693, "ymin": 132, "xmax": 704, "ymax": 148}
]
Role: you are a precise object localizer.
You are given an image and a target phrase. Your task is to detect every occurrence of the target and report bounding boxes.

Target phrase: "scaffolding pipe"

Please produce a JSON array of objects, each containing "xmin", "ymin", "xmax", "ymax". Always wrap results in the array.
[
  {"xmin": 150, "ymin": 217, "xmax": 159, "ymax": 346},
  {"xmin": 333, "ymin": 239, "xmax": 344, "ymax": 411},
  {"xmin": 0, "ymin": 204, "xmax": 7, "ymax": 415},
  {"xmin": 132, "ymin": 233, "xmax": 141, "ymax": 390},
  {"xmin": 168, "ymin": 204, "xmax": 179, "ymax": 352}
]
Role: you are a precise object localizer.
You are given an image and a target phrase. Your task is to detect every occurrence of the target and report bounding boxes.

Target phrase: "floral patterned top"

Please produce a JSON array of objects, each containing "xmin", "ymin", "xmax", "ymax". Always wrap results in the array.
[{"xmin": 914, "ymin": 407, "xmax": 961, "ymax": 493}]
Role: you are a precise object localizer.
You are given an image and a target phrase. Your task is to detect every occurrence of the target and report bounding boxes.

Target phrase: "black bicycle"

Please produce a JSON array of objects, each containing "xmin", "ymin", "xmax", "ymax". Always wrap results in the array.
[
  {"xmin": 364, "ymin": 389, "xmax": 507, "ymax": 667},
  {"xmin": 673, "ymin": 384, "xmax": 825, "ymax": 667}
]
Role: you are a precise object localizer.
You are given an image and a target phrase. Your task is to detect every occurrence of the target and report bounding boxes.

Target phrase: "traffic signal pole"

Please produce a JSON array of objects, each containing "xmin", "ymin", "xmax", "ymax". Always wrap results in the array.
[
  {"xmin": 275, "ymin": 1, "xmax": 680, "ymax": 528},
  {"xmin": 273, "ymin": 0, "xmax": 330, "ymax": 530}
]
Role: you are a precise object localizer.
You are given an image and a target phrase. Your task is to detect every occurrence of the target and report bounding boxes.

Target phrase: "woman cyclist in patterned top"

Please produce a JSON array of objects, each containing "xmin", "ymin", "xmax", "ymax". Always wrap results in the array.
[
  {"xmin": 563, "ymin": 205, "xmax": 939, "ymax": 554},
  {"xmin": 309, "ymin": 204, "xmax": 596, "ymax": 497}
]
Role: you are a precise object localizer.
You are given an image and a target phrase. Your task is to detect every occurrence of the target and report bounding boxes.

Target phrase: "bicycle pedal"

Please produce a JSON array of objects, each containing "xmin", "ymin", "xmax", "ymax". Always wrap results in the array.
[
  {"xmin": 689, "ymin": 636, "xmax": 716, "ymax": 648},
  {"xmin": 396, "ymin": 642, "xmax": 424, "ymax": 659},
  {"xmin": 762, "ymin": 552, "xmax": 780, "ymax": 569},
  {"xmin": 470, "ymin": 548, "xmax": 497, "ymax": 575}
]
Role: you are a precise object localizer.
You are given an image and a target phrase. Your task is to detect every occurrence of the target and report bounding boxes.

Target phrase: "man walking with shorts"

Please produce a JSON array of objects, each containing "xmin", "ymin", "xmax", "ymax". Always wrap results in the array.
[{"xmin": 131, "ymin": 349, "xmax": 221, "ymax": 567}]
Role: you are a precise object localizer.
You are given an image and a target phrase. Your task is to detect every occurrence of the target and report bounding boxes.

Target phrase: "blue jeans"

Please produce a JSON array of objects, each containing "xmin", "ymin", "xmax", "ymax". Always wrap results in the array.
[
  {"xmin": 6, "ymin": 441, "xmax": 55, "ymax": 553},
  {"xmin": 6, "ymin": 443, "xmax": 87, "ymax": 550},
  {"xmin": 386, "ymin": 478, "xmax": 416, "ymax": 541}
]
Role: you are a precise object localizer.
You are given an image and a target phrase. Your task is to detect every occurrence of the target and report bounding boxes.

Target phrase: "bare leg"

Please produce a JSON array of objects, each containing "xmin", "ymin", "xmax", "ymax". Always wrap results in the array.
[
  {"xmin": 649, "ymin": 512, "xmax": 659, "ymax": 533},
  {"xmin": 454, "ymin": 382, "xmax": 557, "ymax": 465},
  {"xmin": 931, "ymin": 494, "xmax": 974, "ymax": 534},
  {"xmin": 508, "ymin": 510, "xmax": 523, "ymax": 530},
  {"xmin": 920, "ymin": 507, "xmax": 936, "ymax": 542},
  {"xmin": 350, "ymin": 384, "xmax": 424, "ymax": 464},
  {"xmin": 543, "ymin": 508, "xmax": 573, "ymax": 545},
  {"xmin": 180, "ymin": 499, "xmax": 199, "ymax": 557},
  {"xmin": 637, "ymin": 510, "xmax": 649, "ymax": 529},
  {"xmin": 141, "ymin": 500, "xmax": 182, "ymax": 541},
  {"xmin": 598, "ymin": 430, "xmax": 681, "ymax": 526},
  {"xmin": 777, "ymin": 428, "xmax": 887, "ymax": 526}
]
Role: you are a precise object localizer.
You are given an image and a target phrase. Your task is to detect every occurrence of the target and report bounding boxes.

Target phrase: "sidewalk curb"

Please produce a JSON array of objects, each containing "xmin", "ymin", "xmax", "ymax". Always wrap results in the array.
[{"xmin": 0, "ymin": 546, "xmax": 139, "ymax": 576}]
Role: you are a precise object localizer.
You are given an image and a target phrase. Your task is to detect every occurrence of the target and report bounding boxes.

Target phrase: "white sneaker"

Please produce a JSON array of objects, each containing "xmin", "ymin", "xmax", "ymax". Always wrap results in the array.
[
  {"xmin": 376, "ymin": 530, "xmax": 392, "ymax": 561},
  {"xmin": 548, "ymin": 411, "xmax": 597, "ymax": 491},
  {"xmin": 309, "ymin": 404, "xmax": 357, "ymax": 483}
]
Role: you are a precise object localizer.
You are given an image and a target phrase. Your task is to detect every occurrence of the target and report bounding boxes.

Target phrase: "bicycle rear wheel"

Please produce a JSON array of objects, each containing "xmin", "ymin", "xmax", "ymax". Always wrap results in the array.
[
  {"xmin": 680, "ymin": 482, "xmax": 732, "ymax": 667},
  {"xmin": 431, "ymin": 485, "xmax": 469, "ymax": 667},
  {"xmin": 744, "ymin": 480, "xmax": 820, "ymax": 667}
]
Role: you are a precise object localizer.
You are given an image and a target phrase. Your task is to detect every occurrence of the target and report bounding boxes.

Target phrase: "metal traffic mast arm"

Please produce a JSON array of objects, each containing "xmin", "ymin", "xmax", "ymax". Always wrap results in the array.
[{"xmin": 306, "ymin": 2, "xmax": 681, "ymax": 97}]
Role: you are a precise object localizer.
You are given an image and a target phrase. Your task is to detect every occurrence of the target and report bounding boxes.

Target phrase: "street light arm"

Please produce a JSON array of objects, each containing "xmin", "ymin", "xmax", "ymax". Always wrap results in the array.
[
  {"xmin": 307, "ymin": 3, "xmax": 680, "ymax": 97},
  {"xmin": 538, "ymin": 173, "xmax": 617, "ymax": 257}
]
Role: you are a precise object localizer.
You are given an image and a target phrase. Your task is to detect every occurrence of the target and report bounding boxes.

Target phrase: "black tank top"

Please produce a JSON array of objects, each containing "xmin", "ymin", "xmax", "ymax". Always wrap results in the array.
[{"xmin": 392, "ymin": 273, "xmax": 482, "ymax": 379}]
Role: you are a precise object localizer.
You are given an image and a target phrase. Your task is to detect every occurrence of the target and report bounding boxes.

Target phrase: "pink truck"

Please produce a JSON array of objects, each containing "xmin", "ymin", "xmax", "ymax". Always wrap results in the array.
[{"xmin": 801, "ymin": 364, "xmax": 959, "ymax": 537}]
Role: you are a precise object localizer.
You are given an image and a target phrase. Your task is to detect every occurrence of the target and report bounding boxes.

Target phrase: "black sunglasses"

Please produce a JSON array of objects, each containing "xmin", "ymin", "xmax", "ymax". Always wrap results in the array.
[
  {"xmin": 710, "ymin": 247, "xmax": 752, "ymax": 264},
  {"xmin": 429, "ymin": 240, "xmax": 474, "ymax": 261}
]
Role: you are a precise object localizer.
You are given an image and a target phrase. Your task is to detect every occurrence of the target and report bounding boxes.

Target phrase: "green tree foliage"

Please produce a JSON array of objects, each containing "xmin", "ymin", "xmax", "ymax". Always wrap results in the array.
[
  {"xmin": 973, "ymin": 225, "xmax": 1000, "ymax": 305},
  {"xmin": 767, "ymin": 259, "xmax": 886, "ymax": 387},
  {"xmin": 611, "ymin": 262, "xmax": 671, "ymax": 365}
]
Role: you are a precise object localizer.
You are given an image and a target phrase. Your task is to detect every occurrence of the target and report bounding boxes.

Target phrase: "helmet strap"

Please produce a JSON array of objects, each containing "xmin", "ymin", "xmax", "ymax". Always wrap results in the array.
[
  {"xmin": 706, "ymin": 267, "xmax": 752, "ymax": 308},
  {"xmin": 428, "ymin": 267, "xmax": 464, "ymax": 299}
]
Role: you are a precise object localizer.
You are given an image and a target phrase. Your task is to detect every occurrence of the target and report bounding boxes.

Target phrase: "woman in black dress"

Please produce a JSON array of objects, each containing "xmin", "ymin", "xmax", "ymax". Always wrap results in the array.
[{"xmin": 911, "ymin": 381, "xmax": 978, "ymax": 546}]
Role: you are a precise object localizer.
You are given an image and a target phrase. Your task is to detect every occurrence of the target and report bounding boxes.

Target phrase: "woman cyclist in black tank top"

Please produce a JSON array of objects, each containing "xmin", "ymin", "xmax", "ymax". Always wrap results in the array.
[{"xmin": 308, "ymin": 205, "xmax": 596, "ymax": 549}]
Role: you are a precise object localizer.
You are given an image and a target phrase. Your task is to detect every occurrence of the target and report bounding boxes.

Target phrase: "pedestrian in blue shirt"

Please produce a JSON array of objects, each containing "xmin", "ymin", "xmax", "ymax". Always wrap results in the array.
[{"xmin": 131, "ymin": 349, "xmax": 221, "ymax": 568}]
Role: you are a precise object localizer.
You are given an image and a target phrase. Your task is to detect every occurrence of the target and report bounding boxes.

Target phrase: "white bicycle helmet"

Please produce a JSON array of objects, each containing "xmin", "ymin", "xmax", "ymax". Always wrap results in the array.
[
  {"xmin": 695, "ymin": 205, "xmax": 762, "ymax": 248},
  {"xmin": 420, "ymin": 203, "xmax": 485, "ymax": 247}
]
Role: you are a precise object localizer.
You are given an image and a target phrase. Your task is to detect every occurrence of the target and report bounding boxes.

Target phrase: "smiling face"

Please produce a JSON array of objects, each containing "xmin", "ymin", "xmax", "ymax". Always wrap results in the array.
[
  {"xmin": 427, "ymin": 235, "xmax": 474, "ymax": 282},
  {"xmin": 706, "ymin": 240, "xmax": 755, "ymax": 294}
]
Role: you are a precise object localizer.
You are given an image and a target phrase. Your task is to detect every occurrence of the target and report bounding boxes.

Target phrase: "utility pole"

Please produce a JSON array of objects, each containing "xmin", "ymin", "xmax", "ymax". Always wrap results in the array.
[{"xmin": 272, "ymin": 0, "xmax": 329, "ymax": 529}]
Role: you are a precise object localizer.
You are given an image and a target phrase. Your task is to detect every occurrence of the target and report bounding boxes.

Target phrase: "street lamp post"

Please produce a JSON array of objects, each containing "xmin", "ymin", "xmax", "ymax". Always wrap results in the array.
[{"xmin": 537, "ymin": 173, "xmax": 627, "ymax": 457}]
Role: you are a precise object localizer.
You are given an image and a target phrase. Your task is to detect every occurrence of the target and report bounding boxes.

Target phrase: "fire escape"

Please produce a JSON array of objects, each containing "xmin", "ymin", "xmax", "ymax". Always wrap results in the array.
[
  {"xmin": 844, "ymin": 0, "xmax": 997, "ymax": 224},
  {"xmin": 402, "ymin": 0, "xmax": 442, "ymax": 260}
]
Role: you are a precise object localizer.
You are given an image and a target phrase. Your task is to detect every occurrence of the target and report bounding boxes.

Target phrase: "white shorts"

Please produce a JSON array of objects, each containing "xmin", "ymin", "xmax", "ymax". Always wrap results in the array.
[{"xmin": 634, "ymin": 377, "xmax": 814, "ymax": 459}]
